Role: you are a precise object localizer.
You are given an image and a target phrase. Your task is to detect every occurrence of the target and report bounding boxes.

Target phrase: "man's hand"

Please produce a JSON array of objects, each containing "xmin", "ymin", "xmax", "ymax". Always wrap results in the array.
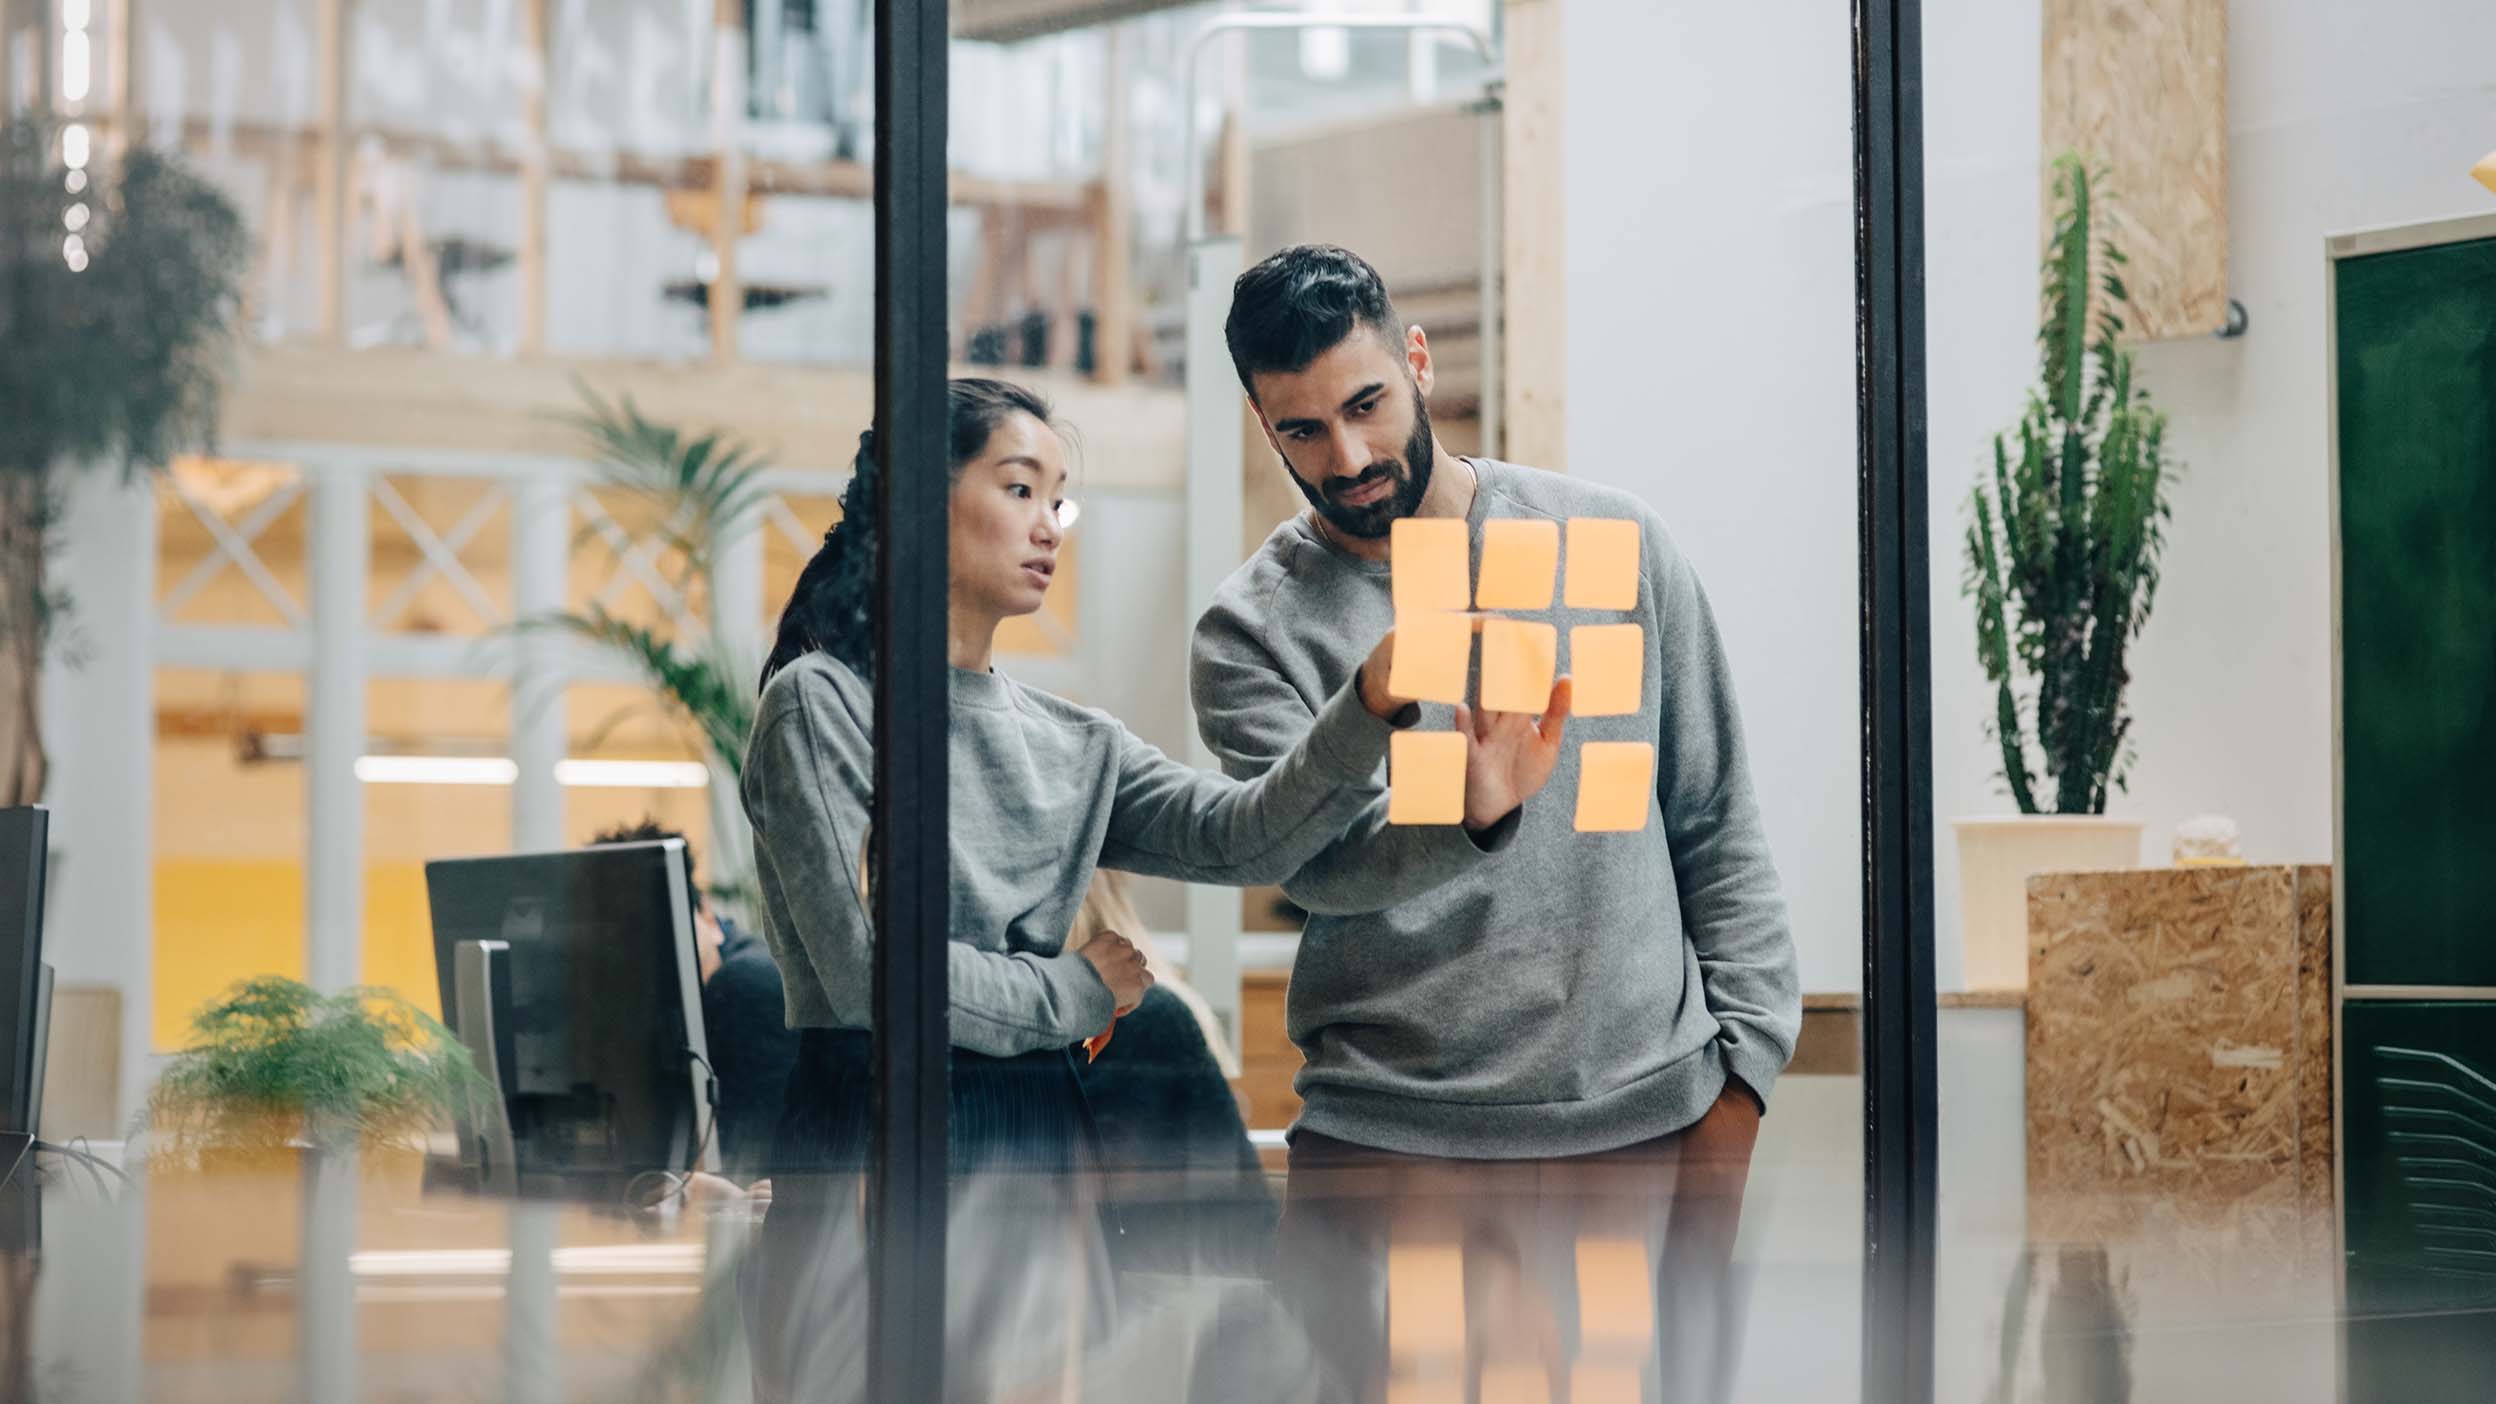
[
  {"xmin": 1682, "ymin": 1077, "xmax": 1764, "ymax": 1172},
  {"xmin": 1453, "ymin": 677, "xmax": 1573, "ymax": 830},
  {"xmin": 1356, "ymin": 623, "xmax": 1415, "ymax": 719},
  {"xmin": 1664, "ymin": 1078, "xmax": 1762, "ymax": 1297}
]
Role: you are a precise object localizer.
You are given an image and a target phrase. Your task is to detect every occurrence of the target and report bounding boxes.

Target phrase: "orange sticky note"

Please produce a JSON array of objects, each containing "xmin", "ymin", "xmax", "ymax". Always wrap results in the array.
[
  {"xmin": 1387, "ymin": 610, "xmax": 1472, "ymax": 705},
  {"xmin": 2476, "ymin": 150, "xmax": 2496, "ymax": 197},
  {"xmin": 1478, "ymin": 619, "xmax": 1558, "ymax": 714},
  {"xmin": 1474, "ymin": 518, "xmax": 1559, "ymax": 610},
  {"xmin": 1564, "ymin": 518, "xmax": 1641, "ymax": 610},
  {"xmin": 1574, "ymin": 741, "xmax": 1654, "ymax": 832},
  {"xmin": 1569, "ymin": 623, "xmax": 1644, "ymax": 717},
  {"xmin": 1388, "ymin": 730, "xmax": 1467, "ymax": 825},
  {"xmin": 1391, "ymin": 517, "xmax": 1471, "ymax": 614}
]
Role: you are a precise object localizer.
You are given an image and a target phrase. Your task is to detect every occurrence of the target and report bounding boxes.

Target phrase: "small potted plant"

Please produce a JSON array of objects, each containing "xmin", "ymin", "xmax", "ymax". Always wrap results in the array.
[
  {"xmin": 143, "ymin": 975, "xmax": 484, "ymax": 1165},
  {"xmin": 142, "ymin": 978, "xmax": 489, "ymax": 1390},
  {"xmin": 140, "ymin": 978, "xmax": 487, "ymax": 1396},
  {"xmin": 1957, "ymin": 155, "xmax": 2176, "ymax": 989}
]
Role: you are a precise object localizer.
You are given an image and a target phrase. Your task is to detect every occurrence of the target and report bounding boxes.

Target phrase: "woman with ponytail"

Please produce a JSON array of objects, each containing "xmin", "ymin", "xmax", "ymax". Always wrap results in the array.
[{"xmin": 738, "ymin": 378, "xmax": 1572, "ymax": 1402}]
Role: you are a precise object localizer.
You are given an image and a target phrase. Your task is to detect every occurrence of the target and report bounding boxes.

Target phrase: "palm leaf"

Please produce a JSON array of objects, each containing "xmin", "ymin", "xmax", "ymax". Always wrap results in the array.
[
  {"xmin": 524, "ymin": 608, "xmax": 754, "ymax": 785},
  {"xmin": 557, "ymin": 380, "xmax": 775, "ymax": 593}
]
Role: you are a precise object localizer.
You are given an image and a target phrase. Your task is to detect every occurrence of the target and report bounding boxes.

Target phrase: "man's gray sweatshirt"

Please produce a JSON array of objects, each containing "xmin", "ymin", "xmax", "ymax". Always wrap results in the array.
[
  {"xmin": 743, "ymin": 653, "xmax": 1408, "ymax": 1058},
  {"xmin": 1189, "ymin": 457, "xmax": 1801, "ymax": 1159}
]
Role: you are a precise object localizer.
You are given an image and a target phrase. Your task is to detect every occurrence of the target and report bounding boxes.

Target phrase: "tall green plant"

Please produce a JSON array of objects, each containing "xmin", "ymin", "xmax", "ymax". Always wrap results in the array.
[
  {"xmin": 1964, "ymin": 156, "xmax": 2176, "ymax": 815},
  {"xmin": 1, "ymin": 125, "xmax": 249, "ymax": 805},
  {"xmin": 521, "ymin": 385, "xmax": 771, "ymax": 900}
]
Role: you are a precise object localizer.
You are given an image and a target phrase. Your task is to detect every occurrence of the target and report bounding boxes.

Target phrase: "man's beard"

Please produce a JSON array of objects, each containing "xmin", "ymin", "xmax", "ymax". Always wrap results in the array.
[{"xmin": 1288, "ymin": 393, "xmax": 1437, "ymax": 542}]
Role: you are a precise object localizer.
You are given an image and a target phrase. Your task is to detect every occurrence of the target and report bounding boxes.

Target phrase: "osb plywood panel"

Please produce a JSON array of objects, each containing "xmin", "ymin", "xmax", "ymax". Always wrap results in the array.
[
  {"xmin": 2026, "ymin": 865, "xmax": 2334, "ymax": 1290},
  {"xmin": 2292, "ymin": 864, "xmax": 2335, "ymax": 1273},
  {"xmin": 2041, "ymin": 0, "xmax": 2230, "ymax": 341}
]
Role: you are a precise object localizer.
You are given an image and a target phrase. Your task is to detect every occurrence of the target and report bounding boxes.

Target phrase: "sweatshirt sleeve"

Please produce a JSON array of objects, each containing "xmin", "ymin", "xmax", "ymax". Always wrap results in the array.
[
  {"xmin": 744, "ymin": 677, "xmax": 1114, "ymax": 1058},
  {"xmin": 1185, "ymin": 605, "xmax": 1520, "ymax": 916},
  {"xmin": 1645, "ymin": 524, "xmax": 1803, "ymax": 1109},
  {"xmin": 1097, "ymin": 672, "xmax": 1406, "ymax": 886}
]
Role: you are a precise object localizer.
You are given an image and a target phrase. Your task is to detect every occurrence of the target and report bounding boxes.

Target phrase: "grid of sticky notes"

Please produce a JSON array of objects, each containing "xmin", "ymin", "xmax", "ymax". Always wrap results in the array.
[{"xmin": 1386, "ymin": 516, "xmax": 1654, "ymax": 832}]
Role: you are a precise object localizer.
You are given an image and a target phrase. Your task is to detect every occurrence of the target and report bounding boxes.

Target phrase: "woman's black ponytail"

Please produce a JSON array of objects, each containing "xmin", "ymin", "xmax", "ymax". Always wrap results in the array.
[{"xmin": 760, "ymin": 379, "xmax": 1055, "ymax": 692}]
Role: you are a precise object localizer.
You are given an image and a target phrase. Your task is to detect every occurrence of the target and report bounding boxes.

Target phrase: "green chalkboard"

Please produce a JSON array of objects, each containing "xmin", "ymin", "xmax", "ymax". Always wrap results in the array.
[{"xmin": 2336, "ymin": 232, "xmax": 2496, "ymax": 989}]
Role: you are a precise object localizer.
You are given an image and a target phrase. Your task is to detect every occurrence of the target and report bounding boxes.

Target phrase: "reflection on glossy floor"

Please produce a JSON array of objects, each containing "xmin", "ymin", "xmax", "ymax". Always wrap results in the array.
[{"xmin": 7, "ymin": 1021, "xmax": 2402, "ymax": 1404}]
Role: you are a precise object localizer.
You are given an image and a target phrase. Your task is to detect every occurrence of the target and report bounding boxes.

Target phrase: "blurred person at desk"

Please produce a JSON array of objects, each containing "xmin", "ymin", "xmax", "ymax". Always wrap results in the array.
[{"xmin": 591, "ymin": 819, "xmax": 797, "ymax": 1184}]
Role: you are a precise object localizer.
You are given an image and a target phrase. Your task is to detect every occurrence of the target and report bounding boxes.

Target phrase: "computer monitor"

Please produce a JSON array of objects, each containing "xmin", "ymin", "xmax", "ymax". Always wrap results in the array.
[
  {"xmin": 425, "ymin": 840, "xmax": 717, "ymax": 1198},
  {"xmin": 0, "ymin": 806, "xmax": 50, "ymax": 1140}
]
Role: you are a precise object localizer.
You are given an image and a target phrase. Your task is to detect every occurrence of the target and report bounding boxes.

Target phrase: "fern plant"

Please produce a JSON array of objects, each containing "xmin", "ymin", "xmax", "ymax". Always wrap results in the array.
[
  {"xmin": 1964, "ymin": 155, "xmax": 2177, "ymax": 815},
  {"xmin": 144, "ymin": 976, "xmax": 486, "ymax": 1158}
]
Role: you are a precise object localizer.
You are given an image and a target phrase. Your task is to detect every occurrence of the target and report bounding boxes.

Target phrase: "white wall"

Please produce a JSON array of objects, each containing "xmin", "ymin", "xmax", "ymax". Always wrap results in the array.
[
  {"xmin": 1925, "ymin": 0, "xmax": 2496, "ymax": 987},
  {"xmin": 1564, "ymin": 0, "xmax": 2496, "ymax": 992},
  {"xmin": 1562, "ymin": 0, "xmax": 1862, "ymax": 993},
  {"xmin": 37, "ymin": 471, "xmax": 159, "ymax": 1137}
]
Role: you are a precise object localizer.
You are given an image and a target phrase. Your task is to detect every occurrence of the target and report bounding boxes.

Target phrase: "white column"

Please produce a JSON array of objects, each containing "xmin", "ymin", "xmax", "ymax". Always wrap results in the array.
[
  {"xmin": 510, "ymin": 474, "xmax": 569, "ymax": 852},
  {"xmin": 33, "ymin": 464, "xmax": 153, "ymax": 1404},
  {"xmin": 506, "ymin": 1198, "xmax": 561, "ymax": 1404},
  {"xmin": 301, "ymin": 464, "xmax": 367, "ymax": 1403},
  {"xmin": 706, "ymin": 512, "xmax": 764, "ymax": 908},
  {"xmin": 305, "ymin": 465, "xmax": 367, "ymax": 990},
  {"xmin": 1182, "ymin": 235, "xmax": 1247, "ymax": 1054},
  {"xmin": 299, "ymin": 1139, "xmax": 360, "ymax": 1403},
  {"xmin": 505, "ymin": 472, "xmax": 569, "ymax": 1403},
  {"xmin": 37, "ymin": 465, "xmax": 157, "ymax": 1136}
]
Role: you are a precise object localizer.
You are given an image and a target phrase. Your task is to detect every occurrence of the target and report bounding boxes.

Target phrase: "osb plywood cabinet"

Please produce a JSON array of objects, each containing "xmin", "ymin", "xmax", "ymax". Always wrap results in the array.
[
  {"xmin": 2025, "ymin": 865, "xmax": 2335, "ymax": 1286},
  {"xmin": 2042, "ymin": 0, "xmax": 2231, "ymax": 340}
]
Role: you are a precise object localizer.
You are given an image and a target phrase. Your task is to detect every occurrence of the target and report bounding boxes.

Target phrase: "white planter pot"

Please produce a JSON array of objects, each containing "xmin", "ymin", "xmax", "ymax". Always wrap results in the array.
[{"xmin": 1952, "ymin": 815, "xmax": 2145, "ymax": 991}]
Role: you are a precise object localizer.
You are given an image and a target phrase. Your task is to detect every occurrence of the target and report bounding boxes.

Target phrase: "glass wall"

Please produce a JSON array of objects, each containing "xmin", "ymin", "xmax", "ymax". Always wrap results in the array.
[
  {"xmin": 731, "ymin": 3, "xmax": 1870, "ymax": 1402},
  {"xmin": 1921, "ymin": 2, "xmax": 2496, "ymax": 1401},
  {"xmin": 4, "ymin": 0, "xmax": 2222, "ymax": 1400}
]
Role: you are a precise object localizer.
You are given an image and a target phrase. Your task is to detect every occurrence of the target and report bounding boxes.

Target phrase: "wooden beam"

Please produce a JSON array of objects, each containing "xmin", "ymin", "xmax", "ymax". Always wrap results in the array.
[
  {"xmin": 1091, "ymin": 30, "xmax": 1132, "ymax": 386},
  {"xmin": 517, "ymin": 0, "xmax": 550, "ymax": 355},
  {"xmin": 1499, "ymin": 0, "xmax": 1566, "ymax": 471},
  {"xmin": 218, "ymin": 345, "xmax": 1194, "ymax": 490},
  {"xmin": 173, "ymin": 116, "xmax": 1095, "ymax": 212},
  {"xmin": 953, "ymin": 0, "xmax": 1196, "ymax": 44},
  {"xmin": 1215, "ymin": 112, "xmax": 1248, "ymax": 240},
  {"xmin": 397, "ymin": 205, "xmax": 456, "ymax": 351},
  {"xmin": 313, "ymin": 0, "xmax": 351, "ymax": 344}
]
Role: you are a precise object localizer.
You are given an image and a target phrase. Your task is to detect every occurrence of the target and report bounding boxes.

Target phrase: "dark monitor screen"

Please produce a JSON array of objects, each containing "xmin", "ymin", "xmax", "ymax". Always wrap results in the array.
[
  {"xmin": 0, "ymin": 807, "xmax": 47, "ymax": 1138},
  {"xmin": 424, "ymin": 841, "xmax": 714, "ymax": 1194}
]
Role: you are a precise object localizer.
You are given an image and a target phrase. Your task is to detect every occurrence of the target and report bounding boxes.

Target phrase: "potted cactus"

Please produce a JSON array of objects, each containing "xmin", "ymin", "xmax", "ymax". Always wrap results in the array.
[{"xmin": 1955, "ymin": 155, "xmax": 2176, "ymax": 989}]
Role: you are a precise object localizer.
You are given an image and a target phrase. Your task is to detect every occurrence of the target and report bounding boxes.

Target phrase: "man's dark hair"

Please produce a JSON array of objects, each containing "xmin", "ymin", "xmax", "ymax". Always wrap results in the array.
[
  {"xmin": 590, "ymin": 817, "xmax": 703, "ymax": 912},
  {"xmin": 1224, "ymin": 244, "xmax": 1401, "ymax": 397}
]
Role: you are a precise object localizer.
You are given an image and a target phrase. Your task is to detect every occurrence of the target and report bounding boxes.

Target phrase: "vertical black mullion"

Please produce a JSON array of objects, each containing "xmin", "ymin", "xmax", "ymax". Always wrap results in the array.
[
  {"xmin": 870, "ymin": 2, "xmax": 950, "ymax": 1401},
  {"xmin": 1855, "ymin": 1, "xmax": 1937, "ymax": 1403}
]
